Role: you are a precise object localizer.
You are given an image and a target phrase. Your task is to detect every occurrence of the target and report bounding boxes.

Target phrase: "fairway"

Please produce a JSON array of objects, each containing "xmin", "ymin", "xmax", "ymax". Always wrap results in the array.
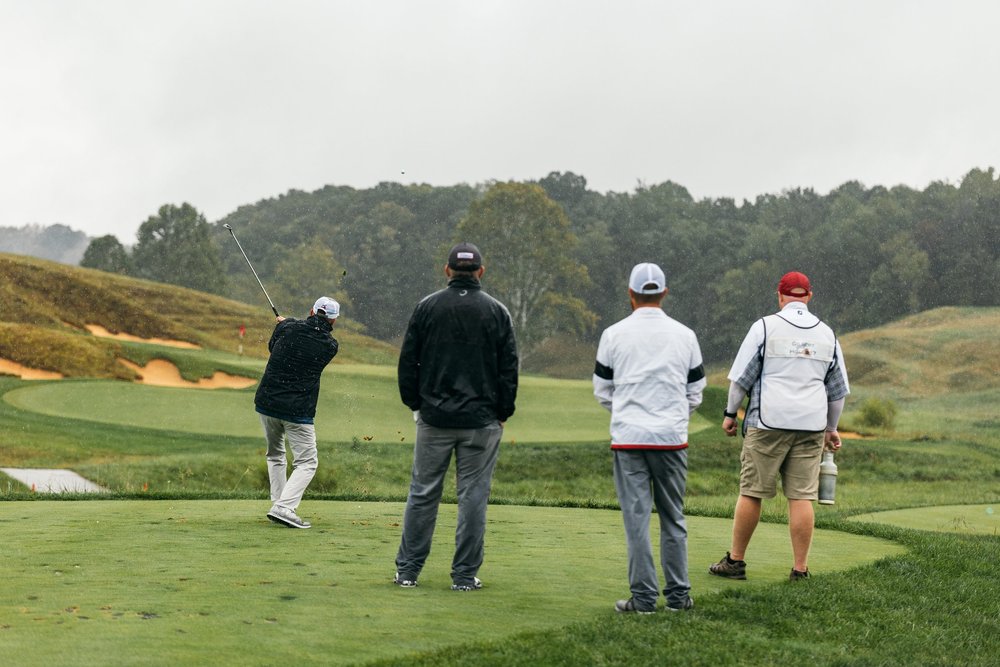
[
  {"xmin": 850, "ymin": 504, "xmax": 1000, "ymax": 536},
  {"xmin": 2, "ymin": 366, "xmax": 711, "ymax": 444},
  {"xmin": 1, "ymin": 500, "xmax": 902, "ymax": 666}
]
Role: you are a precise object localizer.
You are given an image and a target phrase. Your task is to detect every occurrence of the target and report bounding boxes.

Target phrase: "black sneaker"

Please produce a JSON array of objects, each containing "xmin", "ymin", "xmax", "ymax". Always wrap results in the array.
[
  {"xmin": 614, "ymin": 598, "xmax": 656, "ymax": 614},
  {"xmin": 450, "ymin": 577, "xmax": 482, "ymax": 592},
  {"xmin": 709, "ymin": 552, "xmax": 747, "ymax": 580},
  {"xmin": 789, "ymin": 568, "xmax": 811, "ymax": 581},
  {"xmin": 665, "ymin": 596, "xmax": 694, "ymax": 612},
  {"xmin": 393, "ymin": 572, "xmax": 418, "ymax": 588}
]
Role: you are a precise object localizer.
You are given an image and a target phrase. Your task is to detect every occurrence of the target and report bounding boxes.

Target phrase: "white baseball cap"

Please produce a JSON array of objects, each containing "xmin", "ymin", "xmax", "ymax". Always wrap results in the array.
[
  {"xmin": 313, "ymin": 296, "xmax": 340, "ymax": 319},
  {"xmin": 628, "ymin": 263, "xmax": 667, "ymax": 294}
]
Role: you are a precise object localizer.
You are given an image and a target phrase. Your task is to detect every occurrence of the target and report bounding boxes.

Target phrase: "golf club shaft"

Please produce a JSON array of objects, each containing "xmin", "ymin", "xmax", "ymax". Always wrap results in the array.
[{"xmin": 225, "ymin": 225, "xmax": 279, "ymax": 317}]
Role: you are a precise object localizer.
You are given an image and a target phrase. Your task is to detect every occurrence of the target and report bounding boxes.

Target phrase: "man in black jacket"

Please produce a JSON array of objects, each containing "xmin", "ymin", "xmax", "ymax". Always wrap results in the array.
[
  {"xmin": 394, "ymin": 243, "xmax": 518, "ymax": 591},
  {"xmin": 254, "ymin": 296, "xmax": 340, "ymax": 529}
]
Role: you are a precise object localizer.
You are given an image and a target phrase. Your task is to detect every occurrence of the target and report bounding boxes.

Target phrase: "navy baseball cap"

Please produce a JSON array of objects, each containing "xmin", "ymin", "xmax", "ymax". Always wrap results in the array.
[{"xmin": 447, "ymin": 242, "xmax": 482, "ymax": 271}]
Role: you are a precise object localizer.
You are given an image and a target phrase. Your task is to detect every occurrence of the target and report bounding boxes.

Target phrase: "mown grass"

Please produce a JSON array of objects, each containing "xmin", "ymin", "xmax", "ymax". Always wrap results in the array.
[
  {"xmin": 0, "ymin": 501, "xmax": 903, "ymax": 667},
  {"xmin": 2, "ymin": 376, "xmax": 998, "ymax": 514},
  {"xmin": 380, "ymin": 527, "xmax": 999, "ymax": 667}
]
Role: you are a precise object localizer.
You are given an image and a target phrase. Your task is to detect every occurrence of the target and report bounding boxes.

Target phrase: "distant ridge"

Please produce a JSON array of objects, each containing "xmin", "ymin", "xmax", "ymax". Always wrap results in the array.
[{"xmin": 0, "ymin": 224, "xmax": 90, "ymax": 265}]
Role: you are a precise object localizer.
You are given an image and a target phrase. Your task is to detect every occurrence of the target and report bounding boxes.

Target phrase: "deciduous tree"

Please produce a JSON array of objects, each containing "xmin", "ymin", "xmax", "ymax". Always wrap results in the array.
[
  {"xmin": 80, "ymin": 235, "xmax": 131, "ymax": 275},
  {"xmin": 456, "ymin": 182, "xmax": 596, "ymax": 360},
  {"xmin": 132, "ymin": 203, "xmax": 226, "ymax": 294}
]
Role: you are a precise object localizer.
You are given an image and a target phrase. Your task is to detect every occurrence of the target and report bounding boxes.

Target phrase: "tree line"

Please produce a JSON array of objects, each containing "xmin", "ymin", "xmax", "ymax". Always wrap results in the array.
[{"xmin": 82, "ymin": 168, "xmax": 1000, "ymax": 365}]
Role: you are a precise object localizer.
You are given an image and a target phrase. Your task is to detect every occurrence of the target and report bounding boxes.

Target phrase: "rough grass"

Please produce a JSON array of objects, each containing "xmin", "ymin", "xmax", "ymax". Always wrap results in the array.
[
  {"xmin": 839, "ymin": 306, "xmax": 1000, "ymax": 398},
  {"xmin": 0, "ymin": 252, "xmax": 397, "ymax": 372}
]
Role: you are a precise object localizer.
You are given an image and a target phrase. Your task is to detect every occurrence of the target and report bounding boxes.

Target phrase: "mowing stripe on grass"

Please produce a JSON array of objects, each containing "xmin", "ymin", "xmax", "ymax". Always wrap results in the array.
[
  {"xmin": 0, "ymin": 500, "xmax": 903, "ymax": 666},
  {"xmin": 3, "ymin": 372, "xmax": 710, "ymax": 444},
  {"xmin": 850, "ymin": 503, "xmax": 1000, "ymax": 535}
]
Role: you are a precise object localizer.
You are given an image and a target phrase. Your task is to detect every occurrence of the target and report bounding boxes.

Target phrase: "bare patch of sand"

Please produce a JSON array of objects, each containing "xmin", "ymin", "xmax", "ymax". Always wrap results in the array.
[
  {"xmin": 0, "ymin": 358, "xmax": 64, "ymax": 380},
  {"xmin": 86, "ymin": 324, "xmax": 201, "ymax": 349},
  {"xmin": 119, "ymin": 358, "xmax": 256, "ymax": 390}
]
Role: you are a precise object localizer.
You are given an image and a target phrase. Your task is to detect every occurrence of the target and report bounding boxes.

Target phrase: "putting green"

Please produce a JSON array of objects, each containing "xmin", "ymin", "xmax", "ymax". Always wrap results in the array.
[
  {"xmin": 1, "ymin": 500, "xmax": 903, "ymax": 666},
  {"xmin": 849, "ymin": 504, "xmax": 1000, "ymax": 535},
  {"xmin": 2, "ymin": 368, "xmax": 710, "ymax": 444}
]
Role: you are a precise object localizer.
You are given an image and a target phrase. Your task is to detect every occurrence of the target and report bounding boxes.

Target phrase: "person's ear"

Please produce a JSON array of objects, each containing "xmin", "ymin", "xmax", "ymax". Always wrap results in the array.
[
  {"xmin": 444, "ymin": 265, "xmax": 452, "ymax": 278},
  {"xmin": 477, "ymin": 266, "xmax": 485, "ymax": 279}
]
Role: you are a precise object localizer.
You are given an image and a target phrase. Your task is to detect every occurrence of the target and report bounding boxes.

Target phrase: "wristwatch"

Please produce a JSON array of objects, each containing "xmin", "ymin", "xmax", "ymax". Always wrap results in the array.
[{"xmin": 723, "ymin": 410, "xmax": 738, "ymax": 419}]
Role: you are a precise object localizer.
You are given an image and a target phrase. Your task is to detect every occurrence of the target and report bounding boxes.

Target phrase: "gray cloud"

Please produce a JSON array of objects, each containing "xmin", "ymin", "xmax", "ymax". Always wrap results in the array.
[{"xmin": 2, "ymin": 0, "xmax": 998, "ymax": 239}]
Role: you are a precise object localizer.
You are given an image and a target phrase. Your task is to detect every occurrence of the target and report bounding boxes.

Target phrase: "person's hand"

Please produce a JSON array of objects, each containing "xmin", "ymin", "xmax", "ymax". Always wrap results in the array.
[
  {"xmin": 722, "ymin": 417, "xmax": 738, "ymax": 437},
  {"xmin": 825, "ymin": 429, "xmax": 842, "ymax": 451},
  {"xmin": 275, "ymin": 316, "xmax": 285, "ymax": 323}
]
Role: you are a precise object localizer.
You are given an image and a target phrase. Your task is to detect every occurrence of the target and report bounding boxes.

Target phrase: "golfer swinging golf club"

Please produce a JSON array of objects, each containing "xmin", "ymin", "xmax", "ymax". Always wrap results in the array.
[{"xmin": 254, "ymin": 297, "xmax": 340, "ymax": 528}]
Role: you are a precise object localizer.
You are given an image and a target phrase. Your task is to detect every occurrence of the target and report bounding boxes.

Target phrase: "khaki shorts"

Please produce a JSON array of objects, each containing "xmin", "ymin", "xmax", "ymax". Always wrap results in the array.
[{"xmin": 739, "ymin": 428, "xmax": 825, "ymax": 500}]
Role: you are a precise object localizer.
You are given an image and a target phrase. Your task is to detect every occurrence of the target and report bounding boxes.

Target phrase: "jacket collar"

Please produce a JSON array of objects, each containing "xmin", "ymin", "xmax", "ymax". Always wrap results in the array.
[
  {"xmin": 447, "ymin": 275, "xmax": 482, "ymax": 290},
  {"xmin": 306, "ymin": 314, "xmax": 333, "ymax": 332}
]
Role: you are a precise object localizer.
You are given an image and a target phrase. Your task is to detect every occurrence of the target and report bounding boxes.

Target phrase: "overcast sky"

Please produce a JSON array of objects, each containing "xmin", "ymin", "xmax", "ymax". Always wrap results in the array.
[{"xmin": 2, "ymin": 1, "xmax": 998, "ymax": 240}]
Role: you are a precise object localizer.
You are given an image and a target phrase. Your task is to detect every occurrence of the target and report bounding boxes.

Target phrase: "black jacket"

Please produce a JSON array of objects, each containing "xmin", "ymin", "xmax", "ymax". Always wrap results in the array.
[
  {"xmin": 254, "ymin": 314, "xmax": 339, "ymax": 421},
  {"xmin": 398, "ymin": 276, "xmax": 518, "ymax": 428}
]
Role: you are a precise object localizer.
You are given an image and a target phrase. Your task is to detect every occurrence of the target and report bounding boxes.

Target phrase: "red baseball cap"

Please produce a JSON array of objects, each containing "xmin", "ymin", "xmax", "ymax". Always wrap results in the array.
[{"xmin": 778, "ymin": 271, "xmax": 811, "ymax": 297}]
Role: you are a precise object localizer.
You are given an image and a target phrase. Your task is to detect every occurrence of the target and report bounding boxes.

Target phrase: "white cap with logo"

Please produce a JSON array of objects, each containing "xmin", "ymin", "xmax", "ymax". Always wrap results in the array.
[{"xmin": 313, "ymin": 296, "xmax": 340, "ymax": 320}]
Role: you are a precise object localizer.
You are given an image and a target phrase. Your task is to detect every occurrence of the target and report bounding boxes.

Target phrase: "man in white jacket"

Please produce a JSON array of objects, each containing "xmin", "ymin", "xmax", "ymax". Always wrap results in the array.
[
  {"xmin": 710, "ymin": 271, "xmax": 849, "ymax": 582},
  {"xmin": 594, "ymin": 262, "xmax": 706, "ymax": 613}
]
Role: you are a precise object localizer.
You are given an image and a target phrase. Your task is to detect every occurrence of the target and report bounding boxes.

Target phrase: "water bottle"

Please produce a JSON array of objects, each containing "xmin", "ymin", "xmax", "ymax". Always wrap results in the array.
[{"xmin": 818, "ymin": 450, "xmax": 838, "ymax": 505}]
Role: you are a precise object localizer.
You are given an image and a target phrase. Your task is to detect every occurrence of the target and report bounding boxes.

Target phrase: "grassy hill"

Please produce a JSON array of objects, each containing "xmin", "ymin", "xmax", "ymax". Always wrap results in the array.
[
  {"xmin": 0, "ymin": 253, "xmax": 397, "ymax": 378},
  {"xmin": 839, "ymin": 306, "xmax": 1000, "ymax": 397}
]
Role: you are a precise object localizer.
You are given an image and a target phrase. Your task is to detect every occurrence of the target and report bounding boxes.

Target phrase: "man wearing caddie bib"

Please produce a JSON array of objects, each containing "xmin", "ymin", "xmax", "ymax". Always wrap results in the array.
[{"xmin": 709, "ymin": 271, "xmax": 849, "ymax": 581}]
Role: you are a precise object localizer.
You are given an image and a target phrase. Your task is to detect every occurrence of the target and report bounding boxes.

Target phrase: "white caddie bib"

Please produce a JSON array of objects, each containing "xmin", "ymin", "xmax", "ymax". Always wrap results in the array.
[{"xmin": 758, "ymin": 314, "xmax": 836, "ymax": 431}]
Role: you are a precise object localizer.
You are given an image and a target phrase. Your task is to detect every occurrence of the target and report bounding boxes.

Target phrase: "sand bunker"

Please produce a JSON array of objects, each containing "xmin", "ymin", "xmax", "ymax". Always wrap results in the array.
[
  {"xmin": 86, "ymin": 324, "xmax": 201, "ymax": 349},
  {"xmin": 119, "ymin": 358, "xmax": 256, "ymax": 390},
  {"xmin": 0, "ymin": 358, "xmax": 64, "ymax": 380}
]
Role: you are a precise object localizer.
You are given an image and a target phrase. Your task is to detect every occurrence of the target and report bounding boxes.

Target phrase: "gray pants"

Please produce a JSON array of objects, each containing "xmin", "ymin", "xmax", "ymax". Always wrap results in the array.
[
  {"xmin": 395, "ymin": 417, "xmax": 503, "ymax": 586},
  {"xmin": 613, "ymin": 449, "xmax": 690, "ymax": 610},
  {"xmin": 259, "ymin": 414, "xmax": 318, "ymax": 512}
]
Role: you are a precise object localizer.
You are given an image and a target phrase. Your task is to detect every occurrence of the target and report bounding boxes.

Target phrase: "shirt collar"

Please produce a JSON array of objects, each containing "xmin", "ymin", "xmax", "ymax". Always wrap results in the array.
[{"xmin": 781, "ymin": 300, "xmax": 810, "ymax": 312}]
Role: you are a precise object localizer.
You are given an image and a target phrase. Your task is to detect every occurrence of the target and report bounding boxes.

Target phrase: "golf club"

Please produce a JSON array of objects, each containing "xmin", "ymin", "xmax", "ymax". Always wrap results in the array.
[{"xmin": 223, "ymin": 223, "xmax": 279, "ymax": 317}]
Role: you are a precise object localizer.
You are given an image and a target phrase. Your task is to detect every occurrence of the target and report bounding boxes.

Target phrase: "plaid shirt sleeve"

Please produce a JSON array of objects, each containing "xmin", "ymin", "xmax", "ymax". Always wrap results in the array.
[
  {"xmin": 825, "ymin": 361, "xmax": 850, "ymax": 401},
  {"xmin": 733, "ymin": 348, "xmax": 762, "ymax": 392}
]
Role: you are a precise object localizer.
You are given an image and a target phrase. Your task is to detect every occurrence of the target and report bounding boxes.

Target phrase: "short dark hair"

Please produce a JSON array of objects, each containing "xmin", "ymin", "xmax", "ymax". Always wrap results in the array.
[
  {"xmin": 630, "ymin": 288, "xmax": 665, "ymax": 305},
  {"xmin": 448, "ymin": 267, "xmax": 480, "ymax": 280}
]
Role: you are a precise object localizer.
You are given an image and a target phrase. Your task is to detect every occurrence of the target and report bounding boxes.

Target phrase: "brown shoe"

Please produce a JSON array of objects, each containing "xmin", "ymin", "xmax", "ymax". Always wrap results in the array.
[
  {"xmin": 789, "ymin": 568, "xmax": 811, "ymax": 581},
  {"xmin": 709, "ymin": 552, "xmax": 747, "ymax": 580}
]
